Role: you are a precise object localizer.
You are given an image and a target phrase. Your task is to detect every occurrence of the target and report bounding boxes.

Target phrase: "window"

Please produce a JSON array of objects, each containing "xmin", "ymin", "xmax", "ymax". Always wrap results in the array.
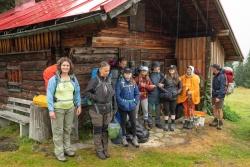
[{"xmin": 7, "ymin": 62, "xmax": 22, "ymax": 92}]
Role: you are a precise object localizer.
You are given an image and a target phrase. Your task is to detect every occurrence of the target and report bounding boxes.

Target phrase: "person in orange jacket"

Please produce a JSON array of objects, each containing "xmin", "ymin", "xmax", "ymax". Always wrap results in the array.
[{"xmin": 177, "ymin": 66, "xmax": 200, "ymax": 129}]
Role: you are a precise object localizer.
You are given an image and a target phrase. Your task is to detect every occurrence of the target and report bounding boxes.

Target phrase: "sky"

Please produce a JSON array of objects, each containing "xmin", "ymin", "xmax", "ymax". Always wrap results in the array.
[{"xmin": 220, "ymin": 0, "xmax": 250, "ymax": 58}]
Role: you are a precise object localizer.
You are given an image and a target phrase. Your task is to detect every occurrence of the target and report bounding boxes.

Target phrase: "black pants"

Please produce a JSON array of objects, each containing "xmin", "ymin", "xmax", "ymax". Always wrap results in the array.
[
  {"xmin": 163, "ymin": 100, "xmax": 177, "ymax": 116},
  {"xmin": 119, "ymin": 108, "xmax": 136, "ymax": 137}
]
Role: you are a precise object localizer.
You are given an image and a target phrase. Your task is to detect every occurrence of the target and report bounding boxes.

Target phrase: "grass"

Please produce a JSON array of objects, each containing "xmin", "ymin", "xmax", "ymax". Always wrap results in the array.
[{"xmin": 0, "ymin": 87, "xmax": 250, "ymax": 167}]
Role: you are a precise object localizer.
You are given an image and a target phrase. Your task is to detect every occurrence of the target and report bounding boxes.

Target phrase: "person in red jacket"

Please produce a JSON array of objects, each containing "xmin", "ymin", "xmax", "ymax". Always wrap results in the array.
[{"xmin": 134, "ymin": 66, "xmax": 155, "ymax": 129}]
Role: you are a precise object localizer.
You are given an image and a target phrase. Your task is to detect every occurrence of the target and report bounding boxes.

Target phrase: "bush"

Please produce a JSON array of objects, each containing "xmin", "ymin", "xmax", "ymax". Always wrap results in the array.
[{"xmin": 223, "ymin": 105, "xmax": 240, "ymax": 122}]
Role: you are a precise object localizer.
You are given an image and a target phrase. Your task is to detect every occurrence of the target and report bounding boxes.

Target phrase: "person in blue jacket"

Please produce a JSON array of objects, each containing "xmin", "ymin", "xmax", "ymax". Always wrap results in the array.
[
  {"xmin": 209, "ymin": 64, "xmax": 226, "ymax": 130},
  {"xmin": 47, "ymin": 57, "xmax": 81, "ymax": 162},
  {"xmin": 115, "ymin": 67, "xmax": 140, "ymax": 147}
]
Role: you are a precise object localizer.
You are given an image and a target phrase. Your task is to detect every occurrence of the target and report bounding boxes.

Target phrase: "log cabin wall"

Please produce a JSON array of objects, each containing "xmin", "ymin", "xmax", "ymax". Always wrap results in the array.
[
  {"xmin": 60, "ymin": 2, "xmax": 176, "ymax": 91},
  {"xmin": 175, "ymin": 37, "xmax": 207, "ymax": 77},
  {"xmin": 60, "ymin": 24, "xmax": 118, "ymax": 90},
  {"xmin": 92, "ymin": 2, "xmax": 176, "ymax": 72},
  {"xmin": 210, "ymin": 38, "xmax": 225, "ymax": 67},
  {"xmin": 0, "ymin": 32, "xmax": 60, "ymax": 106}
]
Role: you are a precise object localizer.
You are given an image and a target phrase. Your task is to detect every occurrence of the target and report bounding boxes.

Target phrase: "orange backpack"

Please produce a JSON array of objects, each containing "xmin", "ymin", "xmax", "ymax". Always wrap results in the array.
[{"xmin": 43, "ymin": 64, "xmax": 57, "ymax": 89}]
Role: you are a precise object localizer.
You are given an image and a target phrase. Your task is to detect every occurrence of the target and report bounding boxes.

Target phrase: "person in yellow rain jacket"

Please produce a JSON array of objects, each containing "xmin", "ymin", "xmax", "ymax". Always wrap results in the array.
[{"xmin": 177, "ymin": 66, "xmax": 200, "ymax": 129}]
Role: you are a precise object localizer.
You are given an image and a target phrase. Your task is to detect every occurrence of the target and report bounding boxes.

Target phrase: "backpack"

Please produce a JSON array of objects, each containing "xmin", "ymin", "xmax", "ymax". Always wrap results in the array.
[
  {"xmin": 43, "ymin": 64, "xmax": 57, "ymax": 89},
  {"xmin": 223, "ymin": 67, "xmax": 235, "ymax": 95},
  {"xmin": 82, "ymin": 68, "xmax": 113, "ymax": 106}
]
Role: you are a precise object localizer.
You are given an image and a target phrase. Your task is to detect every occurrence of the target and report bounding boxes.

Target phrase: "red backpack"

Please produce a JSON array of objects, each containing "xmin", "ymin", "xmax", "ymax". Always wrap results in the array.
[
  {"xmin": 223, "ymin": 67, "xmax": 234, "ymax": 95},
  {"xmin": 43, "ymin": 64, "xmax": 57, "ymax": 89}
]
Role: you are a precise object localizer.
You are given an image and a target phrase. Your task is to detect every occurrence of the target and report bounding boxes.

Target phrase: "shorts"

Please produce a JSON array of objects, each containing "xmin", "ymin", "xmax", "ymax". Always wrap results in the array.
[{"xmin": 212, "ymin": 98, "xmax": 224, "ymax": 109}]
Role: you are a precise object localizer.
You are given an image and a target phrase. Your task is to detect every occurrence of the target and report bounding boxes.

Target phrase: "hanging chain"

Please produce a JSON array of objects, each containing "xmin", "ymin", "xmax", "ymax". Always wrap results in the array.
[
  {"xmin": 205, "ymin": 0, "xmax": 210, "ymax": 35},
  {"xmin": 196, "ymin": 8, "xmax": 199, "ymax": 37}
]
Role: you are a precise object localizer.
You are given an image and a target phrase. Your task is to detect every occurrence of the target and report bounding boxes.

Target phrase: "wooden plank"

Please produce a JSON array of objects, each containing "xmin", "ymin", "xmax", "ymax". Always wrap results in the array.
[
  {"xmin": 0, "ymin": 71, "xmax": 6, "ymax": 79},
  {"xmin": 0, "ymin": 110, "xmax": 29, "ymax": 125},
  {"xmin": 21, "ymin": 60, "xmax": 48, "ymax": 70},
  {"xmin": 8, "ymin": 97, "xmax": 33, "ymax": 106},
  {"xmin": 73, "ymin": 47, "xmax": 119, "ymax": 54},
  {"xmin": 74, "ymin": 64, "xmax": 98, "ymax": 75},
  {"xmin": 6, "ymin": 104, "xmax": 30, "ymax": 114},
  {"xmin": 72, "ymin": 53, "xmax": 117, "ymax": 63},
  {"xmin": 22, "ymin": 71, "xmax": 43, "ymax": 81},
  {"xmin": 62, "ymin": 37, "xmax": 87, "ymax": 47},
  {"xmin": 0, "ymin": 79, "xmax": 7, "ymax": 87}
]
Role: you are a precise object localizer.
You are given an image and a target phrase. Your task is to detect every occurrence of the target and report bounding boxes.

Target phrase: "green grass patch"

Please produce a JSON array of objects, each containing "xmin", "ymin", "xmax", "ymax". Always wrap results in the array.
[
  {"xmin": 225, "ymin": 87, "xmax": 250, "ymax": 141},
  {"xmin": 223, "ymin": 104, "xmax": 241, "ymax": 122}
]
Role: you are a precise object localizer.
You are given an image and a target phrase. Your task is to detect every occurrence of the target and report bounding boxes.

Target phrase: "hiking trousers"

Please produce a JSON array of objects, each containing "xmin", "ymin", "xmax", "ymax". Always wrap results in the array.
[
  {"xmin": 89, "ymin": 107, "xmax": 113, "ymax": 154},
  {"xmin": 51, "ymin": 107, "xmax": 75, "ymax": 156}
]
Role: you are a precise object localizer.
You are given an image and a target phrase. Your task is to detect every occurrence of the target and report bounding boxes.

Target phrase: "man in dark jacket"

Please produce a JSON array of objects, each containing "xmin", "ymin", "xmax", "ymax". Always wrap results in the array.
[
  {"xmin": 210, "ymin": 64, "xmax": 226, "ymax": 130},
  {"xmin": 83, "ymin": 61, "xmax": 115, "ymax": 160},
  {"xmin": 148, "ymin": 61, "xmax": 165, "ymax": 128}
]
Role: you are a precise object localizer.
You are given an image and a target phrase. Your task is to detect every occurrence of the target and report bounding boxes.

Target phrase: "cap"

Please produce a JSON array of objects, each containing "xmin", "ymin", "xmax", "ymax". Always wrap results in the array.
[
  {"xmin": 168, "ymin": 65, "xmax": 176, "ymax": 69},
  {"xmin": 124, "ymin": 67, "xmax": 132, "ymax": 73},
  {"xmin": 140, "ymin": 66, "xmax": 149, "ymax": 71}
]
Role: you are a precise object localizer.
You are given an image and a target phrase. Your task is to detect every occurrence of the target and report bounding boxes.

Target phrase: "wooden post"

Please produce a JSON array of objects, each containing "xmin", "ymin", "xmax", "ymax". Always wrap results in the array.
[
  {"xmin": 29, "ymin": 104, "xmax": 52, "ymax": 142},
  {"xmin": 20, "ymin": 124, "xmax": 29, "ymax": 137}
]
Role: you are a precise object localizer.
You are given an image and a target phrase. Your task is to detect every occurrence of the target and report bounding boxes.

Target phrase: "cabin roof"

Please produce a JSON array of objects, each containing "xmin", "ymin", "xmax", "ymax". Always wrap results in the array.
[
  {"xmin": 0, "ymin": 0, "xmax": 244, "ymax": 61},
  {"xmin": 0, "ymin": 0, "xmax": 127, "ymax": 31}
]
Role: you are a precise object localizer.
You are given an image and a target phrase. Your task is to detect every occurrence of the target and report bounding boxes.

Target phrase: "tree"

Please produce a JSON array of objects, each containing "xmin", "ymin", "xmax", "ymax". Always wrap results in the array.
[{"xmin": 234, "ymin": 50, "xmax": 250, "ymax": 88}]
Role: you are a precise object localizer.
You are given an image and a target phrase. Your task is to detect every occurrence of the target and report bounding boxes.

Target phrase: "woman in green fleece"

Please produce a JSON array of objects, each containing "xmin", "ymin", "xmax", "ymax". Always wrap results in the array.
[{"xmin": 47, "ymin": 57, "xmax": 81, "ymax": 162}]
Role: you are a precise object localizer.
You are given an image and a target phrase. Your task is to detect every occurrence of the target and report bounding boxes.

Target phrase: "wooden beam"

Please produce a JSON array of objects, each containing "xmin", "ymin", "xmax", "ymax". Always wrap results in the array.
[
  {"xmin": 191, "ymin": 0, "xmax": 209, "ymax": 29},
  {"xmin": 216, "ymin": 29, "xmax": 230, "ymax": 37}
]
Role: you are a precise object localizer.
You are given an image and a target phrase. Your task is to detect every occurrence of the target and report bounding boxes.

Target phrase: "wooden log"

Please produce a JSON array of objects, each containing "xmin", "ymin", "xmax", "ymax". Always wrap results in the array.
[
  {"xmin": 29, "ymin": 104, "xmax": 52, "ymax": 142},
  {"xmin": 74, "ymin": 64, "xmax": 99, "ymax": 75},
  {"xmin": 21, "ymin": 60, "xmax": 48, "ymax": 71},
  {"xmin": 22, "ymin": 71, "xmax": 43, "ymax": 81},
  {"xmin": 0, "ymin": 87, "xmax": 8, "ymax": 96},
  {"xmin": 0, "ymin": 71, "xmax": 6, "ymax": 79},
  {"xmin": 0, "ymin": 79, "xmax": 7, "ymax": 87},
  {"xmin": 73, "ymin": 47, "xmax": 119, "ymax": 54},
  {"xmin": 62, "ymin": 37, "xmax": 87, "ymax": 47},
  {"xmin": 21, "ymin": 80, "xmax": 45, "ymax": 92},
  {"xmin": 72, "ymin": 53, "xmax": 117, "ymax": 64}
]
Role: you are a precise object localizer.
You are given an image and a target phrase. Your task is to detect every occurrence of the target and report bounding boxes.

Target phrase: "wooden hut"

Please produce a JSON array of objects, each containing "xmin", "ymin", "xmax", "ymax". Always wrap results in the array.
[{"xmin": 0, "ymin": 0, "xmax": 243, "ymax": 107}]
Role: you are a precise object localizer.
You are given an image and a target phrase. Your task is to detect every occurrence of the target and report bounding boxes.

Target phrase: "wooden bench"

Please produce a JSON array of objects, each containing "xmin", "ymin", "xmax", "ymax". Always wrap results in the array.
[{"xmin": 0, "ymin": 97, "xmax": 32, "ymax": 137}]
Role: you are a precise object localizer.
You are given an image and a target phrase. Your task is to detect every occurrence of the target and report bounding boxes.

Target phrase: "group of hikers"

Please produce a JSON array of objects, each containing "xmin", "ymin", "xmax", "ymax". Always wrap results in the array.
[{"xmin": 45, "ymin": 56, "xmax": 228, "ymax": 162}]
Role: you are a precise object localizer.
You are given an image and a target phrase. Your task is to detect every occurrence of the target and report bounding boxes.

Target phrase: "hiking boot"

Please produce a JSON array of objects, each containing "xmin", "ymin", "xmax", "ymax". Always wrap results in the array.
[
  {"xmin": 55, "ymin": 153, "xmax": 67, "ymax": 162},
  {"xmin": 64, "ymin": 150, "xmax": 75, "ymax": 157},
  {"xmin": 187, "ymin": 121, "xmax": 194, "ymax": 129},
  {"xmin": 148, "ymin": 123, "xmax": 153, "ymax": 129},
  {"xmin": 163, "ymin": 124, "xmax": 169, "ymax": 131},
  {"xmin": 144, "ymin": 121, "xmax": 150, "ymax": 130},
  {"xmin": 169, "ymin": 123, "xmax": 175, "ymax": 131},
  {"xmin": 132, "ymin": 136, "xmax": 139, "ymax": 148},
  {"xmin": 103, "ymin": 151, "xmax": 110, "ymax": 158},
  {"xmin": 96, "ymin": 151, "xmax": 106, "ymax": 160},
  {"xmin": 122, "ymin": 136, "xmax": 129, "ymax": 147},
  {"xmin": 183, "ymin": 120, "xmax": 189, "ymax": 129},
  {"xmin": 217, "ymin": 120, "xmax": 223, "ymax": 130},
  {"xmin": 155, "ymin": 123, "xmax": 163, "ymax": 129},
  {"xmin": 209, "ymin": 118, "xmax": 218, "ymax": 127}
]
